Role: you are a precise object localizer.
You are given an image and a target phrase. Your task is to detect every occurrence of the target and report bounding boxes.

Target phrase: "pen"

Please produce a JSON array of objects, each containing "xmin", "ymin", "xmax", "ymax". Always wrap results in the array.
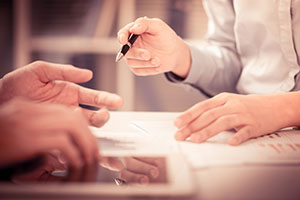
[{"xmin": 115, "ymin": 34, "xmax": 139, "ymax": 62}]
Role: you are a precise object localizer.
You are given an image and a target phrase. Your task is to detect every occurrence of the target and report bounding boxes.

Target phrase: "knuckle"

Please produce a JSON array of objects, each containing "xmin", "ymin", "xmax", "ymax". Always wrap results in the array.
[
  {"xmin": 221, "ymin": 115, "xmax": 236, "ymax": 127},
  {"xmin": 117, "ymin": 29, "xmax": 123, "ymax": 36},
  {"xmin": 65, "ymin": 64, "xmax": 74, "ymax": 69},
  {"xmin": 218, "ymin": 92, "xmax": 230, "ymax": 98},
  {"xmin": 202, "ymin": 129, "xmax": 211, "ymax": 138},
  {"xmin": 205, "ymin": 110, "xmax": 217, "ymax": 121},
  {"xmin": 152, "ymin": 18, "xmax": 162, "ymax": 24},
  {"xmin": 244, "ymin": 127, "xmax": 253, "ymax": 139},
  {"xmin": 94, "ymin": 93, "xmax": 101, "ymax": 105},
  {"xmin": 32, "ymin": 60, "xmax": 45, "ymax": 67},
  {"xmin": 135, "ymin": 16, "xmax": 147, "ymax": 23},
  {"xmin": 184, "ymin": 126, "xmax": 193, "ymax": 135}
]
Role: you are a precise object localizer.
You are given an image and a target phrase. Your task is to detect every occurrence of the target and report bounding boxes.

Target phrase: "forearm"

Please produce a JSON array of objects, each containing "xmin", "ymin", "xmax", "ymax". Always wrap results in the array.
[{"xmin": 166, "ymin": 43, "xmax": 242, "ymax": 96}]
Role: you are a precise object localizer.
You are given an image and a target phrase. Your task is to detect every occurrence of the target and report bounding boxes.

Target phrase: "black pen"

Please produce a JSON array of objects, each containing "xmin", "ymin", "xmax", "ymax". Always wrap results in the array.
[{"xmin": 115, "ymin": 34, "xmax": 139, "ymax": 62}]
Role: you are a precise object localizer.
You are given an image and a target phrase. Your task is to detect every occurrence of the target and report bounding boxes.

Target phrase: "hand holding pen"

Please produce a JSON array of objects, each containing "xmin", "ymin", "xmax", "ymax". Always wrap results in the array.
[{"xmin": 116, "ymin": 17, "xmax": 191, "ymax": 77}]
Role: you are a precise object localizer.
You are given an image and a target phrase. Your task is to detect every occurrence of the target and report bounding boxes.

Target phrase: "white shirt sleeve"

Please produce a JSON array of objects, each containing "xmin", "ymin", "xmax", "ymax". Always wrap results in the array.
[{"xmin": 166, "ymin": 0, "xmax": 242, "ymax": 96}]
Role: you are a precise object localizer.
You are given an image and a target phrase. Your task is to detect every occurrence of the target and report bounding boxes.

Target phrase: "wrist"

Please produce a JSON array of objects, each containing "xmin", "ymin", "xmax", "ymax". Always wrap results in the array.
[
  {"xmin": 171, "ymin": 37, "xmax": 191, "ymax": 79},
  {"xmin": 276, "ymin": 92, "xmax": 300, "ymax": 128}
]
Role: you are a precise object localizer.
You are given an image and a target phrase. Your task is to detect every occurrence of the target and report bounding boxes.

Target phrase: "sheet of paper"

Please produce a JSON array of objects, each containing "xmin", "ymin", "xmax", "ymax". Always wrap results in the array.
[
  {"xmin": 179, "ymin": 130, "xmax": 300, "ymax": 168},
  {"xmin": 90, "ymin": 119, "xmax": 178, "ymax": 156},
  {"xmin": 128, "ymin": 120, "xmax": 300, "ymax": 168}
]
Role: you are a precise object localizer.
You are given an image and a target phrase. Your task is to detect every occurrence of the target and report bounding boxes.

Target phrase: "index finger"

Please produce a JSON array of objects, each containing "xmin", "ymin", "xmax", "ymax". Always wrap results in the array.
[
  {"xmin": 117, "ymin": 22, "xmax": 135, "ymax": 45},
  {"xmin": 174, "ymin": 97, "xmax": 226, "ymax": 129},
  {"xmin": 117, "ymin": 17, "xmax": 164, "ymax": 45},
  {"xmin": 78, "ymin": 87, "xmax": 123, "ymax": 109},
  {"xmin": 31, "ymin": 61, "xmax": 93, "ymax": 83}
]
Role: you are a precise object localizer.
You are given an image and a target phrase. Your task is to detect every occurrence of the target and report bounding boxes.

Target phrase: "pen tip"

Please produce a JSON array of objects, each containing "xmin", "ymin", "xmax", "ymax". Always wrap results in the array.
[{"xmin": 115, "ymin": 52, "xmax": 124, "ymax": 63}]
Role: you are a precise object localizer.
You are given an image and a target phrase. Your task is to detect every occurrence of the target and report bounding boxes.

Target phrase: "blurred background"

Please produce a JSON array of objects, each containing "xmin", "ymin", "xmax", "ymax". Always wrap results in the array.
[{"xmin": 0, "ymin": 0, "xmax": 208, "ymax": 111}]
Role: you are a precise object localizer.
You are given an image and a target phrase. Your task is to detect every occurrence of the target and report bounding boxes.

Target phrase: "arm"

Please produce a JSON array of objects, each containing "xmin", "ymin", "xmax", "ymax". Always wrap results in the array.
[{"xmin": 166, "ymin": 0, "xmax": 242, "ymax": 96}]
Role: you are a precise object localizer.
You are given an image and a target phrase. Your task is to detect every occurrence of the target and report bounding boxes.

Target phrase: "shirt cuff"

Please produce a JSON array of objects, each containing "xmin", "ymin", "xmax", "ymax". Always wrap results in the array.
[{"xmin": 165, "ymin": 44, "xmax": 202, "ymax": 85}]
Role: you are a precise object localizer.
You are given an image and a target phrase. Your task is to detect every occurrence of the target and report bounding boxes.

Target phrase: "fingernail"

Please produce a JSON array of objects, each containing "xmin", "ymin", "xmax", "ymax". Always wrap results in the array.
[
  {"xmin": 130, "ymin": 24, "xmax": 140, "ymax": 31},
  {"xmin": 229, "ymin": 137, "xmax": 239, "ymax": 145},
  {"xmin": 191, "ymin": 134, "xmax": 203, "ymax": 143},
  {"xmin": 175, "ymin": 131, "xmax": 185, "ymax": 141},
  {"xmin": 103, "ymin": 111, "xmax": 109, "ymax": 122},
  {"xmin": 174, "ymin": 118, "xmax": 182, "ymax": 127},
  {"xmin": 141, "ymin": 52, "xmax": 150, "ymax": 60},
  {"xmin": 151, "ymin": 58, "xmax": 160, "ymax": 67},
  {"xmin": 110, "ymin": 94, "xmax": 121, "ymax": 102},
  {"xmin": 150, "ymin": 168, "xmax": 159, "ymax": 178}
]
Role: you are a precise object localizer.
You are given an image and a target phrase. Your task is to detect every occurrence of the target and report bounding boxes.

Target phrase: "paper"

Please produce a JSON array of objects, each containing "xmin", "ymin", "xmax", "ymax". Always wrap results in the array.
[
  {"xmin": 179, "ymin": 129, "xmax": 300, "ymax": 168},
  {"xmin": 90, "ymin": 119, "xmax": 178, "ymax": 156},
  {"xmin": 122, "ymin": 120, "xmax": 300, "ymax": 168},
  {"xmin": 91, "ymin": 115, "xmax": 300, "ymax": 168}
]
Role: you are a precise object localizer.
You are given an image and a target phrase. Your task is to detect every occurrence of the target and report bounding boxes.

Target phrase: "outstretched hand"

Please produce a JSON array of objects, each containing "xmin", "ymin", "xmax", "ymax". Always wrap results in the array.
[{"xmin": 0, "ymin": 61, "xmax": 123, "ymax": 127}]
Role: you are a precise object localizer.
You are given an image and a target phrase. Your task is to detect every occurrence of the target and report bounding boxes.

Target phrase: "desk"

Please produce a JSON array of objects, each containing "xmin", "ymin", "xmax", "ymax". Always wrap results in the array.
[
  {"xmin": 102, "ymin": 112, "xmax": 300, "ymax": 200},
  {"xmin": 3, "ymin": 112, "xmax": 300, "ymax": 200}
]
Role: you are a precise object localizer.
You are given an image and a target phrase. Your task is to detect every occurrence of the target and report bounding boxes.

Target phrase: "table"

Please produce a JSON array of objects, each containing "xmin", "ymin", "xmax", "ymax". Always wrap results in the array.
[{"xmin": 103, "ymin": 112, "xmax": 300, "ymax": 200}]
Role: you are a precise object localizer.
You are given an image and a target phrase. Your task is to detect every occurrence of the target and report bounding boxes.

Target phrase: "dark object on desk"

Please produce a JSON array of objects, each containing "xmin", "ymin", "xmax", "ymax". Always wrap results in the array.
[
  {"xmin": 0, "ymin": 156, "xmax": 45, "ymax": 181},
  {"xmin": 115, "ymin": 34, "xmax": 139, "ymax": 62},
  {"xmin": 0, "ymin": 155, "xmax": 195, "ymax": 198}
]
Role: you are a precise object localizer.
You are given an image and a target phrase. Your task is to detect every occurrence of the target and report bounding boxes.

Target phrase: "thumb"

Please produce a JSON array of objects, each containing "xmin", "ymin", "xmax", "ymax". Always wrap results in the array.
[{"xmin": 32, "ymin": 61, "xmax": 93, "ymax": 83}]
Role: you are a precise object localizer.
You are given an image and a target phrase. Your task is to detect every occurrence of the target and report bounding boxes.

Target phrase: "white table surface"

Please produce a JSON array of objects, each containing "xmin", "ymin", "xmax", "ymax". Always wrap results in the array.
[
  {"xmin": 103, "ymin": 112, "xmax": 300, "ymax": 200},
  {"xmin": 3, "ymin": 112, "xmax": 300, "ymax": 200}
]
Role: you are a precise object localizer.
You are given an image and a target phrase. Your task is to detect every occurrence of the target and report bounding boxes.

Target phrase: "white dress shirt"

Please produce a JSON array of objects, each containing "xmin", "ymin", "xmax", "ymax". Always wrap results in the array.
[{"xmin": 166, "ymin": 0, "xmax": 300, "ymax": 96}]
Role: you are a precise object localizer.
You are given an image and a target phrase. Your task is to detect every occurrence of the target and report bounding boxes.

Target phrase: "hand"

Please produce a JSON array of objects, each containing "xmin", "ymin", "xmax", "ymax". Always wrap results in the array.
[
  {"xmin": 117, "ymin": 17, "xmax": 191, "ymax": 77},
  {"xmin": 174, "ymin": 93, "xmax": 294, "ymax": 145},
  {"xmin": 119, "ymin": 157, "xmax": 163, "ymax": 184},
  {"xmin": 0, "ymin": 98, "xmax": 99, "ymax": 169},
  {"xmin": 0, "ymin": 61, "xmax": 123, "ymax": 127}
]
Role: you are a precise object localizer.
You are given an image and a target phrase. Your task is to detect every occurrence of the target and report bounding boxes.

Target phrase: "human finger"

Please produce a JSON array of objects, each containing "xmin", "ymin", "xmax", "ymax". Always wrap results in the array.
[
  {"xmin": 36, "ymin": 107, "xmax": 98, "ymax": 166},
  {"xmin": 125, "ymin": 48, "xmax": 151, "ymax": 61},
  {"xmin": 189, "ymin": 114, "xmax": 243, "ymax": 143},
  {"xmin": 174, "ymin": 95, "xmax": 227, "ymax": 129},
  {"xmin": 117, "ymin": 22, "xmax": 135, "ymax": 45},
  {"xmin": 81, "ymin": 108, "xmax": 110, "ymax": 128},
  {"xmin": 129, "ymin": 17, "xmax": 165, "ymax": 35},
  {"xmin": 78, "ymin": 88, "xmax": 123, "ymax": 109},
  {"xmin": 126, "ymin": 57, "xmax": 160, "ymax": 68},
  {"xmin": 175, "ymin": 105, "xmax": 233, "ymax": 141},
  {"xmin": 31, "ymin": 61, "xmax": 93, "ymax": 83},
  {"xmin": 228, "ymin": 126, "xmax": 254, "ymax": 146},
  {"xmin": 129, "ymin": 67, "xmax": 162, "ymax": 76},
  {"xmin": 133, "ymin": 157, "xmax": 160, "ymax": 166},
  {"xmin": 34, "ymin": 133, "xmax": 83, "ymax": 169},
  {"xmin": 124, "ymin": 158, "xmax": 159, "ymax": 179},
  {"xmin": 99, "ymin": 157, "xmax": 123, "ymax": 171},
  {"xmin": 120, "ymin": 169, "xmax": 149, "ymax": 184}
]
